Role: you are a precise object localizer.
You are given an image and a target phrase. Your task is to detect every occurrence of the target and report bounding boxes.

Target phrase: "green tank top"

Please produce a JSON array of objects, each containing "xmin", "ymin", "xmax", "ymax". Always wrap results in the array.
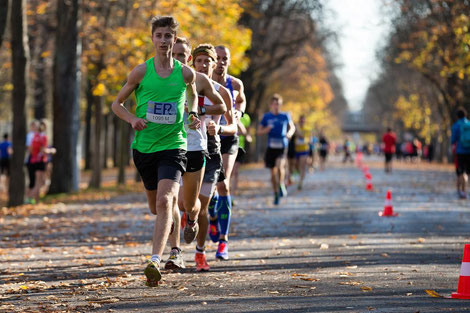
[{"xmin": 132, "ymin": 58, "xmax": 187, "ymax": 153}]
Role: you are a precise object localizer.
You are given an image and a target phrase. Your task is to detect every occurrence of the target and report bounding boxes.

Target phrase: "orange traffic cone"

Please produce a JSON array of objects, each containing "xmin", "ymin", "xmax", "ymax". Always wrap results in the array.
[
  {"xmin": 452, "ymin": 244, "xmax": 470, "ymax": 299},
  {"xmin": 379, "ymin": 190, "xmax": 398, "ymax": 217},
  {"xmin": 365, "ymin": 173, "xmax": 373, "ymax": 191}
]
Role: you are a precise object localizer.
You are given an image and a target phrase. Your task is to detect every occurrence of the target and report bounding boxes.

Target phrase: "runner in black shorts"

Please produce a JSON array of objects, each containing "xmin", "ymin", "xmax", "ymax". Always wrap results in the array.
[
  {"xmin": 258, "ymin": 94, "xmax": 295, "ymax": 205},
  {"xmin": 111, "ymin": 16, "xmax": 201, "ymax": 286},
  {"xmin": 191, "ymin": 44, "xmax": 237, "ymax": 270}
]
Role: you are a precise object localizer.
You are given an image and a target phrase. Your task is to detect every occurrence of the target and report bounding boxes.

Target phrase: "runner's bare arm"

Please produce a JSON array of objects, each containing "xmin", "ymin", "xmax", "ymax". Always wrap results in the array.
[
  {"xmin": 207, "ymin": 86, "xmax": 237, "ymax": 136},
  {"xmin": 182, "ymin": 65, "xmax": 198, "ymax": 114},
  {"xmin": 111, "ymin": 64, "xmax": 147, "ymax": 131},
  {"xmin": 286, "ymin": 119, "xmax": 296, "ymax": 139},
  {"xmin": 257, "ymin": 123, "xmax": 272, "ymax": 135},
  {"xmin": 218, "ymin": 86, "xmax": 237, "ymax": 135},
  {"xmin": 198, "ymin": 73, "xmax": 226, "ymax": 115},
  {"xmin": 232, "ymin": 77, "xmax": 246, "ymax": 113}
]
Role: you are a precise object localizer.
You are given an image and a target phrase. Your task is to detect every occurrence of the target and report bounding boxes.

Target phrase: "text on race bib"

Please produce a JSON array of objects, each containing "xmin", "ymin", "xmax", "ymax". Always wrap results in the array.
[{"xmin": 146, "ymin": 101, "xmax": 177, "ymax": 124}]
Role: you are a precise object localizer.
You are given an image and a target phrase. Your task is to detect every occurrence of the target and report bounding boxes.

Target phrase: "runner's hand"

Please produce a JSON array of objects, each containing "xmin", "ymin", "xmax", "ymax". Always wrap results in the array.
[
  {"xmin": 130, "ymin": 116, "xmax": 147, "ymax": 131},
  {"xmin": 188, "ymin": 115, "xmax": 201, "ymax": 130},
  {"xmin": 246, "ymin": 134, "xmax": 253, "ymax": 143},
  {"xmin": 207, "ymin": 120, "xmax": 218, "ymax": 136},
  {"xmin": 234, "ymin": 110, "xmax": 242, "ymax": 121}
]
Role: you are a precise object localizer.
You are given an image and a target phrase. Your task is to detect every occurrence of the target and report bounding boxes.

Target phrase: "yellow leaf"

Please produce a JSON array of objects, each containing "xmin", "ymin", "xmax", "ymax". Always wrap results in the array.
[
  {"xmin": 20, "ymin": 285, "xmax": 28, "ymax": 290},
  {"xmin": 300, "ymin": 278, "xmax": 320, "ymax": 282},
  {"xmin": 41, "ymin": 51, "xmax": 51, "ymax": 58},
  {"xmin": 361, "ymin": 286, "xmax": 373, "ymax": 292},
  {"xmin": 425, "ymin": 289, "xmax": 443, "ymax": 298}
]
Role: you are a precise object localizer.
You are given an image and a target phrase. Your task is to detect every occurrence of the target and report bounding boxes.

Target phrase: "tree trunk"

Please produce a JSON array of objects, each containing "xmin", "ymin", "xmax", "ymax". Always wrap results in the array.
[
  {"xmin": 84, "ymin": 79, "xmax": 93, "ymax": 170},
  {"xmin": 113, "ymin": 114, "xmax": 119, "ymax": 167},
  {"xmin": 89, "ymin": 96, "xmax": 103, "ymax": 188},
  {"xmin": 48, "ymin": 0, "xmax": 81, "ymax": 194},
  {"xmin": 103, "ymin": 112, "xmax": 109, "ymax": 169},
  {"xmin": 8, "ymin": 0, "xmax": 28, "ymax": 207},
  {"xmin": 0, "ymin": 0, "xmax": 9, "ymax": 48},
  {"xmin": 33, "ymin": 28, "xmax": 49, "ymax": 120}
]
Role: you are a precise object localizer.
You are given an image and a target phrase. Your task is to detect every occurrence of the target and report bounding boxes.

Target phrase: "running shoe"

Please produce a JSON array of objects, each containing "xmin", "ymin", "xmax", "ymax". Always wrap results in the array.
[
  {"xmin": 165, "ymin": 249, "xmax": 185, "ymax": 270},
  {"xmin": 274, "ymin": 193, "xmax": 280, "ymax": 205},
  {"xmin": 209, "ymin": 219, "xmax": 220, "ymax": 243},
  {"xmin": 279, "ymin": 183, "xmax": 287, "ymax": 197},
  {"xmin": 195, "ymin": 252, "xmax": 210, "ymax": 272},
  {"xmin": 459, "ymin": 191, "xmax": 467, "ymax": 199},
  {"xmin": 183, "ymin": 218, "xmax": 199, "ymax": 244},
  {"xmin": 215, "ymin": 241, "xmax": 229, "ymax": 260},
  {"xmin": 144, "ymin": 260, "xmax": 161, "ymax": 287}
]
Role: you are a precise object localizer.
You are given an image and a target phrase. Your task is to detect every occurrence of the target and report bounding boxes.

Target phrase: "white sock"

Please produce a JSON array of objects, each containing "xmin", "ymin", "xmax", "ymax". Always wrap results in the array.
[
  {"xmin": 150, "ymin": 254, "xmax": 161, "ymax": 264},
  {"xmin": 196, "ymin": 245, "xmax": 205, "ymax": 254}
]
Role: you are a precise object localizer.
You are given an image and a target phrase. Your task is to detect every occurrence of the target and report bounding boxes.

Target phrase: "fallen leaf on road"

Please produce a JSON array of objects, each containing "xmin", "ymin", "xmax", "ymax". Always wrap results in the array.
[
  {"xmin": 177, "ymin": 286, "xmax": 188, "ymax": 291},
  {"xmin": 338, "ymin": 272, "xmax": 355, "ymax": 277},
  {"xmin": 425, "ymin": 289, "xmax": 443, "ymax": 298},
  {"xmin": 300, "ymin": 277, "xmax": 320, "ymax": 281},
  {"xmin": 346, "ymin": 265, "xmax": 358, "ymax": 269},
  {"xmin": 339, "ymin": 281, "xmax": 362, "ymax": 286},
  {"xmin": 320, "ymin": 243, "xmax": 329, "ymax": 250},
  {"xmin": 292, "ymin": 273, "xmax": 308, "ymax": 277},
  {"xmin": 349, "ymin": 235, "xmax": 357, "ymax": 240},
  {"xmin": 268, "ymin": 291, "xmax": 279, "ymax": 294},
  {"xmin": 381, "ymin": 253, "xmax": 390, "ymax": 258},
  {"xmin": 417, "ymin": 238, "xmax": 425, "ymax": 243},
  {"xmin": 124, "ymin": 242, "xmax": 138, "ymax": 247},
  {"xmin": 361, "ymin": 286, "xmax": 373, "ymax": 292}
]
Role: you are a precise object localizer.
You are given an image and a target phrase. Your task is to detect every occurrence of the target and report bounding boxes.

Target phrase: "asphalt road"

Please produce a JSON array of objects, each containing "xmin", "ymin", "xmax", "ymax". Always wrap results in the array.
[{"xmin": 1, "ymin": 156, "xmax": 470, "ymax": 312}]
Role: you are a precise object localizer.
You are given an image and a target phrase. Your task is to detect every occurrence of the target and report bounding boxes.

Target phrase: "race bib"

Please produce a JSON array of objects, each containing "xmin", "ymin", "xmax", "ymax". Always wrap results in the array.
[
  {"xmin": 146, "ymin": 101, "xmax": 177, "ymax": 124},
  {"xmin": 296, "ymin": 137, "xmax": 305, "ymax": 145},
  {"xmin": 269, "ymin": 137, "xmax": 284, "ymax": 149}
]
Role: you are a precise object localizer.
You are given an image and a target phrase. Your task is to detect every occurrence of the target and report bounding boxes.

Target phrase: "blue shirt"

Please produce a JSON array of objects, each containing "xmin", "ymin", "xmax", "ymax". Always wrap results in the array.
[
  {"xmin": 260, "ymin": 112, "xmax": 291, "ymax": 149},
  {"xmin": 451, "ymin": 118, "xmax": 470, "ymax": 154},
  {"xmin": 0, "ymin": 141, "xmax": 11, "ymax": 160}
]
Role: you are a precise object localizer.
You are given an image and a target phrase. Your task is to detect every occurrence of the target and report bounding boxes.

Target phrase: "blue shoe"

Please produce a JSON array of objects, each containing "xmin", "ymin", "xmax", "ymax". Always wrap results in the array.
[
  {"xmin": 209, "ymin": 219, "xmax": 220, "ymax": 243},
  {"xmin": 274, "ymin": 193, "xmax": 280, "ymax": 205},
  {"xmin": 215, "ymin": 241, "xmax": 229, "ymax": 260},
  {"xmin": 279, "ymin": 184, "xmax": 287, "ymax": 197}
]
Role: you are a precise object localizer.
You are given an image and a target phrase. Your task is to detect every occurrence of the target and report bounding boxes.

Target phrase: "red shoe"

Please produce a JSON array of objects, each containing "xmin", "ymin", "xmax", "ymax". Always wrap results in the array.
[{"xmin": 195, "ymin": 252, "xmax": 210, "ymax": 272}]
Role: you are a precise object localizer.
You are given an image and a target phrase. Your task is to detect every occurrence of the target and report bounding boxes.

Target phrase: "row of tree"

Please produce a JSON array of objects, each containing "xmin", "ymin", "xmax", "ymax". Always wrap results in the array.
[
  {"xmin": 1, "ymin": 0, "xmax": 346, "ymax": 206},
  {"xmin": 363, "ymin": 0, "xmax": 470, "ymax": 160}
]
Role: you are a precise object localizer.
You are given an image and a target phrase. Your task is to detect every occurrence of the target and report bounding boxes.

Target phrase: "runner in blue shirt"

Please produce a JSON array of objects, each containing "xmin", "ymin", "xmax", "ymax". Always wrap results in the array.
[
  {"xmin": 258, "ymin": 94, "xmax": 295, "ymax": 205},
  {"xmin": 451, "ymin": 107, "xmax": 470, "ymax": 199}
]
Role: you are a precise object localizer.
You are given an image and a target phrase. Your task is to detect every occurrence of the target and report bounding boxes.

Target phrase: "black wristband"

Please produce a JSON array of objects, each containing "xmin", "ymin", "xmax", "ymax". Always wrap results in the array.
[{"xmin": 189, "ymin": 111, "xmax": 199, "ymax": 118}]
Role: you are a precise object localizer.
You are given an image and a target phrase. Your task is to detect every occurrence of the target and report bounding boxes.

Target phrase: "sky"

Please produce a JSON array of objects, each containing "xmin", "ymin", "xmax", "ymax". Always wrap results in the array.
[{"xmin": 325, "ymin": 0, "xmax": 392, "ymax": 112}]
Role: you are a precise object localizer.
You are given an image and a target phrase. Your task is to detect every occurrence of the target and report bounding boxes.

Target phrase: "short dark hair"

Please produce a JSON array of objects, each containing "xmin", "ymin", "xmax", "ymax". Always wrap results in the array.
[
  {"xmin": 387, "ymin": 127, "xmax": 392, "ymax": 132},
  {"xmin": 457, "ymin": 107, "xmax": 467, "ymax": 119},
  {"xmin": 3, "ymin": 133, "xmax": 7, "ymax": 140},
  {"xmin": 272, "ymin": 93, "xmax": 283, "ymax": 104},
  {"xmin": 176, "ymin": 36, "xmax": 191, "ymax": 49},
  {"xmin": 151, "ymin": 16, "xmax": 178, "ymax": 35}
]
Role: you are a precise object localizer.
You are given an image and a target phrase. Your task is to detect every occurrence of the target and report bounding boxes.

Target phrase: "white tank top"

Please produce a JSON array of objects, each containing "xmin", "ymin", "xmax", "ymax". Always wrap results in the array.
[{"xmin": 184, "ymin": 94, "xmax": 207, "ymax": 152}]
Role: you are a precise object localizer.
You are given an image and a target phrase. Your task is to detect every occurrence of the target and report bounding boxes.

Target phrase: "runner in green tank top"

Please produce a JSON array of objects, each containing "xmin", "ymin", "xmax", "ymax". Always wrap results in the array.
[{"xmin": 111, "ymin": 16, "xmax": 200, "ymax": 287}]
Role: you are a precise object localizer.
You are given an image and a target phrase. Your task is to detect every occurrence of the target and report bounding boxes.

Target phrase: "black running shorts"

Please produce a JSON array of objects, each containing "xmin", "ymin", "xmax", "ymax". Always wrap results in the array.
[
  {"xmin": 220, "ymin": 136, "xmax": 239, "ymax": 155},
  {"xmin": 457, "ymin": 153, "xmax": 470, "ymax": 175},
  {"xmin": 264, "ymin": 147, "xmax": 287, "ymax": 169},
  {"xmin": 133, "ymin": 149, "xmax": 187, "ymax": 190},
  {"xmin": 185, "ymin": 150, "xmax": 206, "ymax": 173}
]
